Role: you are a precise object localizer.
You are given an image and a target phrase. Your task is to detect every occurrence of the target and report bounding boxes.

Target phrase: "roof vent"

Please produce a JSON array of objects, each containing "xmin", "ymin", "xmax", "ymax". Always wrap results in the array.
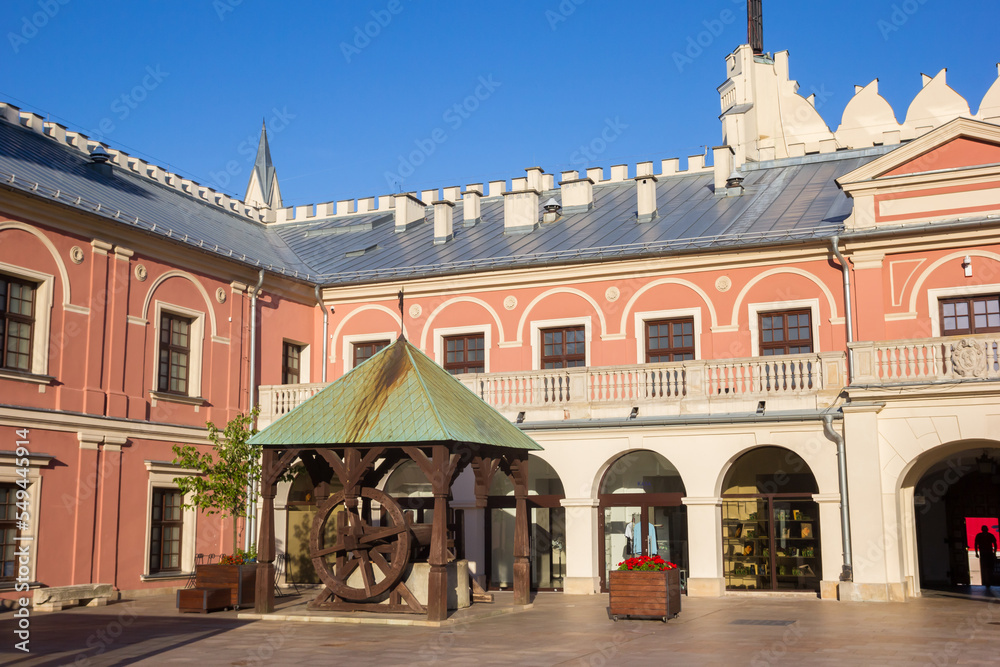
[
  {"xmin": 542, "ymin": 198, "xmax": 561, "ymax": 223},
  {"xmin": 725, "ymin": 170, "xmax": 745, "ymax": 196},
  {"xmin": 89, "ymin": 145, "xmax": 113, "ymax": 176}
]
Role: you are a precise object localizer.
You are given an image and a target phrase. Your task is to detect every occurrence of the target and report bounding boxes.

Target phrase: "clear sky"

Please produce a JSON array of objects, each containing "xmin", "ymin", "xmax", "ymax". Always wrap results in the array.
[{"xmin": 2, "ymin": 1, "xmax": 996, "ymax": 207}]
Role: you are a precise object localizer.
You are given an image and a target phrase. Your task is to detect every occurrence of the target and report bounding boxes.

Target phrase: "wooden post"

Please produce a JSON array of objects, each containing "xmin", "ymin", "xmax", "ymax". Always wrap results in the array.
[
  {"xmin": 427, "ymin": 445, "xmax": 450, "ymax": 621},
  {"xmin": 512, "ymin": 453, "xmax": 531, "ymax": 606},
  {"xmin": 255, "ymin": 448, "xmax": 277, "ymax": 614}
]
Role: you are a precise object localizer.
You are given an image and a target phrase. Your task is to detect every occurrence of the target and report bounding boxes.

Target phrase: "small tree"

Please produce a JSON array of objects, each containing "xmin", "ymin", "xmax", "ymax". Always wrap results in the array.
[{"xmin": 172, "ymin": 407, "xmax": 261, "ymax": 559}]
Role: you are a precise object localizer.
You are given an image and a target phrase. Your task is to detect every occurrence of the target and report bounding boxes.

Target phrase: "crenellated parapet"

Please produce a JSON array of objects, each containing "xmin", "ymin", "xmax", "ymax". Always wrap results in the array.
[{"xmin": 720, "ymin": 44, "xmax": 1000, "ymax": 168}]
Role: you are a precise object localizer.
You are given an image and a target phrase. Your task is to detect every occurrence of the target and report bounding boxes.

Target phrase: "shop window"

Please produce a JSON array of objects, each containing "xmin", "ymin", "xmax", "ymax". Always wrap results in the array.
[
  {"xmin": 540, "ymin": 326, "xmax": 586, "ymax": 369},
  {"xmin": 282, "ymin": 342, "xmax": 303, "ymax": 384},
  {"xmin": 158, "ymin": 313, "xmax": 192, "ymax": 394},
  {"xmin": 443, "ymin": 334, "xmax": 485, "ymax": 374},
  {"xmin": 759, "ymin": 309, "xmax": 813, "ymax": 356},
  {"xmin": 149, "ymin": 488, "xmax": 183, "ymax": 574},
  {"xmin": 645, "ymin": 317, "xmax": 695, "ymax": 362},
  {"xmin": 940, "ymin": 295, "xmax": 1000, "ymax": 335},
  {"xmin": 352, "ymin": 340, "xmax": 389, "ymax": 367},
  {"xmin": 0, "ymin": 275, "xmax": 35, "ymax": 372}
]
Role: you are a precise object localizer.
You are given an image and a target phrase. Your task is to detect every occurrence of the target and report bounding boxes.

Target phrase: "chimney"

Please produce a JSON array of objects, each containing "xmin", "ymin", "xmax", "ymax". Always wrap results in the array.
[
  {"xmin": 526, "ymin": 166, "xmax": 544, "ymax": 192},
  {"xmin": 420, "ymin": 189, "xmax": 438, "ymax": 205},
  {"xmin": 488, "ymin": 180, "xmax": 506, "ymax": 197},
  {"xmin": 433, "ymin": 200, "xmax": 455, "ymax": 244},
  {"xmin": 559, "ymin": 171, "xmax": 594, "ymax": 212},
  {"xmin": 610, "ymin": 164, "xmax": 628, "ymax": 181},
  {"xmin": 394, "ymin": 193, "xmax": 425, "ymax": 232},
  {"xmin": 443, "ymin": 186, "xmax": 461, "ymax": 202},
  {"xmin": 635, "ymin": 174, "xmax": 657, "ymax": 223},
  {"xmin": 503, "ymin": 186, "xmax": 539, "ymax": 233},
  {"xmin": 463, "ymin": 186, "xmax": 483, "ymax": 226},
  {"xmin": 713, "ymin": 145, "xmax": 735, "ymax": 191}
]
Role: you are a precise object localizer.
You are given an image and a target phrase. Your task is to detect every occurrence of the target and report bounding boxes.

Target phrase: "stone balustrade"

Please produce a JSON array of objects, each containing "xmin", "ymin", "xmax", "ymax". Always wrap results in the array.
[{"xmin": 849, "ymin": 334, "xmax": 1000, "ymax": 384}]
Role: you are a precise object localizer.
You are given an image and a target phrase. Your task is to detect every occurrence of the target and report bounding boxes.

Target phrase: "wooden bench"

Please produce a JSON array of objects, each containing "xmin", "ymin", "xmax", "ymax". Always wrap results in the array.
[
  {"xmin": 34, "ymin": 584, "xmax": 115, "ymax": 611},
  {"xmin": 177, "ymin": 564, "xmax": 256, "ymax": 614}
]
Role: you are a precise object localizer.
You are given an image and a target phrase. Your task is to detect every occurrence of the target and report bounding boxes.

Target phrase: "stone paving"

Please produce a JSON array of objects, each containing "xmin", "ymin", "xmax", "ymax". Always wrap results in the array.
[{"xmin": 3, "ymin": 588, "xmax": 1000, "ymax": 666}]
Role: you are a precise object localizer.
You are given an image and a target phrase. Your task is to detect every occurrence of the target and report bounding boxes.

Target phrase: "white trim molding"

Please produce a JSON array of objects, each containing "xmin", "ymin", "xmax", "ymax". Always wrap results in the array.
[
  {"xmin": 748, "ymin": 298, "xmax": 822, "ymax": 357},
  {"xmin": 0, "ymin": 261, "xmax": 54, "ymax": 377},
  {"xmin": 151, "ymin": 301, "xmax": 206, "ymax": 398},
  {"xmin": 143, "ymin": 460, "xmax": 200, "ymax": 577},
  {"xmin": 926, "ymin": 282, "xmax": 1000, "ymax": 337}
]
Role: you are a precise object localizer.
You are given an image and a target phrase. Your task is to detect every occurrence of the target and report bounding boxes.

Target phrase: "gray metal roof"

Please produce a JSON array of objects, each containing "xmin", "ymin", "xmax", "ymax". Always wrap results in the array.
[{"xmin": 0, "ymin": 115, "xmax": 882, "ymax": 288}]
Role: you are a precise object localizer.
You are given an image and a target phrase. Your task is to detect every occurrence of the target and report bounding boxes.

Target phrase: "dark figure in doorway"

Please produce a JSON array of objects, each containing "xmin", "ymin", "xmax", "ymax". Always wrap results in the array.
[{"xmin": 974, "ymin": 525, "xmax": 998, "ymax": 588}]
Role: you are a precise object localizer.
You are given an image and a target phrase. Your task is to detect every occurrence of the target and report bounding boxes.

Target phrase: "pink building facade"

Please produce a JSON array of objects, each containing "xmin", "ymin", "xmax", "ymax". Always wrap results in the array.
[{"xmin": 3, "ymin": 44, "xmax": 1000, "ymax": 606}]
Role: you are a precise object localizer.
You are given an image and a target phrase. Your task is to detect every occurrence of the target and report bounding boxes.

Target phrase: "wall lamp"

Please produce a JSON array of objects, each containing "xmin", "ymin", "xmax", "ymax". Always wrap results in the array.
[
  {"xmin": 516, "ymin": 411, "xmax": 525, "ymax": 424},
  {"xmin": 963, "ymin": 255, "xmax": 973, "ymax": 278},
  {"xmin": 629, "ymin": 407, "xmax": 639, "ymax": 420}
]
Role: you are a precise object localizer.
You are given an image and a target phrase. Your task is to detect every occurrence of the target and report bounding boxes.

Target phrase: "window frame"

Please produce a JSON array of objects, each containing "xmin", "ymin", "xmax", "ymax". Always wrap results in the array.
[
  {"xmin": 352, "ymin": 339, "xmax": 390, "ymax": 368},
  {"xmin": 282, "ymin": 341, "xmax": 303, "ymax": 384},
  {"xmin": 442, "ymin": 333, "xmax": 486, "ymax": 375},
  {"xmin": 539, "ymin": 325, "xmax": 587, "ymax": 369},
  {"xmin": 635, "ymin": 308, "xmax": 701, "ymax": 363},
  {"xmin": 748, "ymin": 299, "xmax": 821, "ymax": 357},
  {"xmin": 434, "ymin": 325, "xmax": 491, "ymax": 375},
  {"xmin": 148, "ymin": 487, "xmax": 184, "ymax": 574},
  {"xmin": 531, "ymin": 317, "xmax": 591, "ymax": 370},
  {"xmin": 150, "ymin": 302, "xmax": 205, "ymax": 400},
  {"xmin": 938, "ymin": 294, "xmax": 1000, "ymax": 336},
  {"xmin": 0, "ymin": 262, "xmax": 53, "ymax": 379},
  {"xmin": 157, "ymin": 312, "xmax": 193, "ymax": 395},
  {"xmin": 142, "ymin": 461, "xmax": 198, "ymax": 580},
  {"xmin": 927, "ymin": 284, "xmax": 1000, "ymax": 337},
  {"xmin": 0, "ymin": 482, "xmax": 19, "ymax": 582},
  {"xmin": 757, "ymin": 308, "xmax": 814, "ymax": 356},
  {"xmin": 342, "ymin": 332, "xmax": 396, "ymax": 371},
  {"xmin": 0, "ymin": 274, "xmax": 35, "ymax": 373},
  {"xmin": 0, "ymin": 450, "xmax": 44, "ymax": 587}
]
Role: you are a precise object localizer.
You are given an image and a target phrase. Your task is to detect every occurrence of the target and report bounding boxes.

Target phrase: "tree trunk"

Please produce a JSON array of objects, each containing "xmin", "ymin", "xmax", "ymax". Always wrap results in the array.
[{"xmin": 233, "ymin": 509, "xmax": 239, "ymax": 557}]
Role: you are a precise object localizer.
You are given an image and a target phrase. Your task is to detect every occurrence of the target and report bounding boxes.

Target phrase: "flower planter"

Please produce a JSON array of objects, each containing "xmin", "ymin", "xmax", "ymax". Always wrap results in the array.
[
  {"xmin": 177, "ymin": 563, "xmax": 258, "ymax": 613},
  {"xmin": 609, "ymin": 568, "xmax": 681, "ymax": 622}
]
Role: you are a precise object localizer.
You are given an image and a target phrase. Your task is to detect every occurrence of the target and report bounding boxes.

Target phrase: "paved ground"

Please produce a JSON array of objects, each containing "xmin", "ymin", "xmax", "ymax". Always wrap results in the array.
[{"xmin": 3, "ymin": 587, "xmax": 1000, "ymax": 666}]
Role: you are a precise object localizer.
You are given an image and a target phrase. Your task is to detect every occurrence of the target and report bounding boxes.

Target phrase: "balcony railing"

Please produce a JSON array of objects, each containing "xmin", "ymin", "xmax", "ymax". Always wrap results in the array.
[
  {"xmin": 258, "ymin": 352, "xmax": 847, "ymax": 427},
  {"xmin": 849, "ymin": 334, "xmax": 1000, "ymax": 384}
]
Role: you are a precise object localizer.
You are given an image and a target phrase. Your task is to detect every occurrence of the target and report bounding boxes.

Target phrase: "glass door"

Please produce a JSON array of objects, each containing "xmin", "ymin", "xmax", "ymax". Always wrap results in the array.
[
  {"xmin": 530, "ymin": 507, "xmax": 565, "ymax": 589},
  {"xmin": 723, "ymin": 497, "xmax": 821, "ymax": 591},
  {"xmin": 603, "ymin": 505, "xmax": 642, "ymax": 580},
  {"xmin": 722, "ymin": 498, "xmax": 771, "ymax": 590},
  {"xmin": 772, "ymin": 499, "xmax": 820, "ymax": 591}
]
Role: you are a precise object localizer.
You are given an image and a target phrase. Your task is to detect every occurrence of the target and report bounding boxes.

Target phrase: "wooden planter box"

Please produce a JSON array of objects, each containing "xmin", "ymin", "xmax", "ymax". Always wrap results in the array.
[
  {"xmin": 177, "ymin": 563, "xmax": 258, "ymax": 613},
  {"xmin": 608, "ymin": 568, "xmax": 682, "ymax": 622}
]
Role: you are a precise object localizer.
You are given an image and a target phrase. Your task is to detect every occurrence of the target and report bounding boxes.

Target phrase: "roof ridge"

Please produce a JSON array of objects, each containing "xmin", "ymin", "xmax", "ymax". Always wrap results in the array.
[{"xmin": 403, "ymin": 343, "xmax": 456, "ymax": 442}]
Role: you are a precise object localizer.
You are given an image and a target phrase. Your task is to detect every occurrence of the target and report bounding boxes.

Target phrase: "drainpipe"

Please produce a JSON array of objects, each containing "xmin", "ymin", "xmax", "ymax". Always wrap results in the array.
[
  {"xmin": 823, "ymin": 414, "xmax": 853, "ymax": 581},
  {"xmin": 245, "ymin": 269, "xmax": 264, "ymax": 552},
  {"xmin": 314, "ymin": 285, "xmax": 329, "ymax": 383},
  {"xmin": 830, "ymin": 236, "xmax": 853, "ymax": 383}
]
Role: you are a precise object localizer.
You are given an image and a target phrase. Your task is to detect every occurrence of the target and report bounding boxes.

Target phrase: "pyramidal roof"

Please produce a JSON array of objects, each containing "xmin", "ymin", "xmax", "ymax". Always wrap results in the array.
[
  {"xmin": 248, "ymin": 120, "xmax": 278, "ymax": 207},
  {"xmin": 249, "ymin": 337, "xmax": 542, "ymax": 450}
]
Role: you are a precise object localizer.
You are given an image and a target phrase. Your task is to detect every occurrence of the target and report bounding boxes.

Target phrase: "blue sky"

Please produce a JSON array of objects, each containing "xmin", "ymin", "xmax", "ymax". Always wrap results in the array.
[{"xmin": 2, "ymin": 1, "xmax": 996, "ymax": 206}]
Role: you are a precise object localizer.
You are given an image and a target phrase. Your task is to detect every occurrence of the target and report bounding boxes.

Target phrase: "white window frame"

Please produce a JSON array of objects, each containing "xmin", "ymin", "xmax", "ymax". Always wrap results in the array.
[
  {"xmin": 281, "ymin": 339, "xmax": 310, "ymax": 384},
  {"xmin": 342, "ymin": 332, "xmax": 396, "ymax": 371},
  {"xmin": 434, "ymin": 325, "xmax": 491, "ymax": 374},
  {"xmin": 531, "ymin": 316, "xmax": 592, "ymax": 370},
  {"xmin": 142, "ymin": 460, "xmax": 199, "ymax": 579},
  {"xmin": 0, "ymin": 261, "xmax": 53, "ymax": 379},
  {"xmin": 150, "ymin": 301, "xmax": 205, "ymax": 398},
  {"xmin": 927, "ymin": 283, "xmax": 1000, "ymax": 337},
  {"xmin": 0, "ymin": 451, "xmax": 45, "ymax": 586},
  {"xmin": 748, "ymin": 298, "xmax": 821, "ymax": 357},
  {"xmin": 634, "ymin": 308, "xmax": 702, "ymax": 362}
]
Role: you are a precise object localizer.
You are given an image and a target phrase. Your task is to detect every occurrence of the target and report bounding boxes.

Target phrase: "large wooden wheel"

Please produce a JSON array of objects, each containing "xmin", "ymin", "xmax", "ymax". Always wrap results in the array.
[{"xmin": 310, "ymin": 487, "xmax": 412, "ymax": 601}]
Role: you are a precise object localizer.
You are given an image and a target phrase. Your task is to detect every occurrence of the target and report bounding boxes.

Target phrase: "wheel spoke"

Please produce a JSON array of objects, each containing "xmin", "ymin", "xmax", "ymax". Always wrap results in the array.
[
  {"xmin": 314, "ymin": 541, "xmax": 346, "ymax": 558},
  {"xmin": 337, "ymin": 556, "xmax": 360, "ymax": 580},
  {"xmin": 370, "ymin": 549, "xmax": 394, "ymax": 576},
  {"xmin": 358, "ymin": 551, "xmax": 376, "ymax": 597},
  {"xmin": 360, "ymin": 523, "xmax": 405, "ymax": 544}
]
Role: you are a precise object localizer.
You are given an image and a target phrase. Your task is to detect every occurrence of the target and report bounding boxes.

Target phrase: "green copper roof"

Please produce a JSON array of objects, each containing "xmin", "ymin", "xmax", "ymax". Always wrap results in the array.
[{"xmin": 249, "ymin": 338, "xmax": 542, "ymax": 450}]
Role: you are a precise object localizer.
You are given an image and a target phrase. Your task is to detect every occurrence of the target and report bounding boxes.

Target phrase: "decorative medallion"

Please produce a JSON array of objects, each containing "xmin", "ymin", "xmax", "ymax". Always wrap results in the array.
[
  {"xmin": 952, "ymin": 338, "xmax": 987, "ymax": 378},
  {"xmin": 134, "ymin": 264, "xmax": 147, "ymax": 281},
  {"xmin": 503, "ymin": 295, "xmax": 517, "ymax": 311},
  {"xmin": 715, "ymin": 276, "xmax": 732, "ymax": 292},
  {"xmin": 605, "ymin": 286, "xmax": 620, "ymax": 302},
  {"xmin": 69, "ymin": 246, "xmax": 85, "ymax": 264},
  {"xmin": 216, "ymin": 287, "xmax": 227, "ymax": 304},
  {"xmin": 409, "ymin": 304, "xmax": 422, "ymax": 318}
]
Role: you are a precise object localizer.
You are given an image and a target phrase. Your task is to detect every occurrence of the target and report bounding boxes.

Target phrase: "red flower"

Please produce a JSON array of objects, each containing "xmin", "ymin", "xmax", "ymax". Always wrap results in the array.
[{"xmin": 616, "ymin": 554, "xmax": 678, "ymax": 571}]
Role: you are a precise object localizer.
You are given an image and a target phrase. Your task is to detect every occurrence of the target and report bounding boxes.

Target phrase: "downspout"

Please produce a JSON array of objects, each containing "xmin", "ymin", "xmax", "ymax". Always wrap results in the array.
[
  {"xmin": 830, "ymin": 236, "xmax": 853, "ymax": 383},
  {"xmin": 245, "ymin": 269, "xmax": 264, "ymax": 552},
  {"xmin": 823, "ymin": 414, "xmax": 853, "ymax": 581},
  {"xmin": 314, "ymin": 285, "xmax": 329, "ymax": 383}
]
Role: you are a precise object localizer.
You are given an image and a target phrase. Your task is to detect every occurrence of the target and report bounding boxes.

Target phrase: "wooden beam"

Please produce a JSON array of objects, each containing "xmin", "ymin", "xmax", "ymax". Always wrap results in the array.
[
  {"xmin": 427, "ymin": 444, "xmax": 450, "ymax": 622},
  {"xmin": 255, "ymin": 448, "xmax": 277, "ymax": 614},
  {"xmin": 510, "ymin": 452, "xmax": 530, "ymax": 606}
]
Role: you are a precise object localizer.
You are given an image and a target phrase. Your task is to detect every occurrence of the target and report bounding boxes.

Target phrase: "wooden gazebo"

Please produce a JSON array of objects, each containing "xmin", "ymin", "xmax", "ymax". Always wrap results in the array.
[{"xmin": 248, "ymin": 337, "xmax": 542, "ymax": 621}]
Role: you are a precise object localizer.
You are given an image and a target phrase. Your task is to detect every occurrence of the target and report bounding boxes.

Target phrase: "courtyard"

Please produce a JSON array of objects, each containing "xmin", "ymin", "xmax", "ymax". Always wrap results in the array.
[{"xmin": 3, "ymin": 589, "xmax": 1000, "ymax": 666}]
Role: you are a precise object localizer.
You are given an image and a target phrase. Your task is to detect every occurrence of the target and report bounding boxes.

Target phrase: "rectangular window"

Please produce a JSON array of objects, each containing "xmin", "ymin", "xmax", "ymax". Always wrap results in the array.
[
  {"xmin": 645, "ymin": 318, "xmax": 695, "ymax": 362},
  {"xmin": 443, "ymin": 334, "xmax": 485, "ymax": 374},
  {"xmin": 353, "ymin": 340, "xmax": 389, "ymax": 367},
  {"xmin": 759, "ymin": 309, "xmax": 813, "ymax": 356},
  {"xmin": 0, "ymin": 483, "xmax": 18, "ymax": 581},
  {"xmin": 282, "ymin": 342, "xmax": 302, "ymax": 384},
  {"xmin": 540, "ymin": 326, "xmax": 586, "ymax": 369},
  {"xmin": 940, "ymin": 295, "xmax": 1000, "ymax": 335},
  {"xmin": 149, "ymin": 488, "xmax": 183, "ymax": 574},
  {"xmin": 158, "ymin": 314, "xmax": 191, "ymax": 394},
  {"xmin": 0, "ymin": 275, "xmax": 35, "ymax": 372}
]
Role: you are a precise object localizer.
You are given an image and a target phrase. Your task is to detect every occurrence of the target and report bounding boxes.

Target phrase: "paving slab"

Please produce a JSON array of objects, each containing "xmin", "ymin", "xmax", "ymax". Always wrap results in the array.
[{"xmin": 2, "ymin": 587, "xmax": 1000, "ymax": 666}]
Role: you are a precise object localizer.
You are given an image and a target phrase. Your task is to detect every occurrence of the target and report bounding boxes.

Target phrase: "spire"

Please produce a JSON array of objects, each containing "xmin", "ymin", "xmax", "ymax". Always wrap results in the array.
[{"xmin": 245, "ymin": 119, "xmax": 282, "ymax": 209}]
